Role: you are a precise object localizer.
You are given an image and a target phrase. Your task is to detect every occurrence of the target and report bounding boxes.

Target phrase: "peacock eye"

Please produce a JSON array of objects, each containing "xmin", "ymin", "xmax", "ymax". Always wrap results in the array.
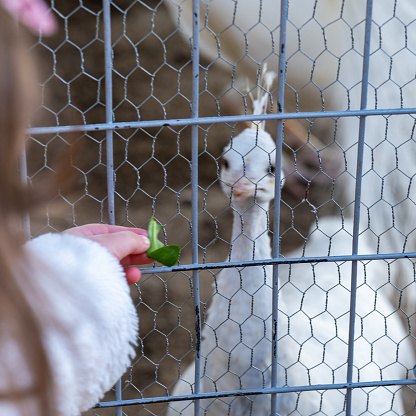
[
  {"xmin": 222, "ymin": 159, "xmax": 229, "ymax": 170},
  {"xmin": 269, "ymin": 165, "xmax": 275, "ymax": 175}
]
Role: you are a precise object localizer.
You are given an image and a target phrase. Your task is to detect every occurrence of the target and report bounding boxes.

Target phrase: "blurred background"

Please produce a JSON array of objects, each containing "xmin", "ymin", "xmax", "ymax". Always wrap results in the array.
[{"xmin": 25, "ymin": 1, "xmax": 372, "ymax": 415}]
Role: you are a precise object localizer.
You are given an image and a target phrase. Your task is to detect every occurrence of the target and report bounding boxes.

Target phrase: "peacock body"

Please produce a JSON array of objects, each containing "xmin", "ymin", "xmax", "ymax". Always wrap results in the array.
[
  {"xmin": 167, "ymin": 125, "xmax": 295, "ymax": 415},
  {"xmin": 278, "ymin": 216, "xmax": 416, "ymax": 414},
  {"xmin": 167, "ymin": 129, "xmax": 415, "ymax": 415}
]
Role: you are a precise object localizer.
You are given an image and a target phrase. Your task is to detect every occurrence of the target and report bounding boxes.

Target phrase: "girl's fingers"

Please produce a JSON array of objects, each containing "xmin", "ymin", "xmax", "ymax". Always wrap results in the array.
[
  {"xmin": 124, "ymin": 266, "xmax": 141, "ymax": 285},
  {"xmin": 63, "ymin": 224, "xmax": 148, "ymax": 238},
  {"xmin": 120, "ymin": 253, "xmax": 154, "ymax": 268},
  {"xmin": 90, "ymin": 232, "xmax": 150, "ymax": 261}
]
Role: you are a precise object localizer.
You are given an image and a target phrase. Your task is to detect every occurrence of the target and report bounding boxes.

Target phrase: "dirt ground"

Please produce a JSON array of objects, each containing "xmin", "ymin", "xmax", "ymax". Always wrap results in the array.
[{"xmin": 26, "ymin": 1, "xmax": 350, "ymax": 415}]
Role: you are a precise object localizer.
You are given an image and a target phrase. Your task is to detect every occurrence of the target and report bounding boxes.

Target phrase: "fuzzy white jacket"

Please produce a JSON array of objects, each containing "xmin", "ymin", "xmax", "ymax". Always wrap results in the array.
[{"xmin": 0, "ymin": 233, "xmax": 139, "ymax": 416}]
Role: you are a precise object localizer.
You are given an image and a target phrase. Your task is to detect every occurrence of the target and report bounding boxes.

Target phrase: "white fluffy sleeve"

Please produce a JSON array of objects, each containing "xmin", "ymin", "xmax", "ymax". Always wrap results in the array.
[{"xmin": 25, "ymin": 233, "xmax": 139, "ymax": 416}]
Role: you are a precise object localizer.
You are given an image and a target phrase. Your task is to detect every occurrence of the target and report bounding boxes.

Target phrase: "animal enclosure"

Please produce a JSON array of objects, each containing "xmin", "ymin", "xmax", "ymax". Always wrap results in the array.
[{"xmin": 25, "ymin": 0, "xmax": 416, "ymax": 415}]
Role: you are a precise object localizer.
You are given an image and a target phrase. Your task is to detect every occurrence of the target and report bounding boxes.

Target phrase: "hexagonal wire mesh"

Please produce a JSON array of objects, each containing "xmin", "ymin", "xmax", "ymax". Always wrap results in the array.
[{"xmin": 24, "ymin": 0, "xmax": 416, "ymax": 415}]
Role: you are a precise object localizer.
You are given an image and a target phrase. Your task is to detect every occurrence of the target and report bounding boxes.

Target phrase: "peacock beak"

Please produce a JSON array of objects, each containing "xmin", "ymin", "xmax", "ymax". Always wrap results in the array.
[
  {"xmin": 231, "ymin": 183, "xmax": 252, "ymax": 199},
  {"xmin": 231, "ymin": 181, "xmax": 258, "ymax": 201},
  {"xmin": 232, "ymin": 189, "xmax": 247, "ymax": 200}
]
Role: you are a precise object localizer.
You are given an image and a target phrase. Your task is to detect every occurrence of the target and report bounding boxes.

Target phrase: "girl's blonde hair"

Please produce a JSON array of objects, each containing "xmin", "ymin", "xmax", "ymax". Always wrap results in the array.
[{"xmin": 0, "ymin": 5, "xmax": 54, "ymax": 415}]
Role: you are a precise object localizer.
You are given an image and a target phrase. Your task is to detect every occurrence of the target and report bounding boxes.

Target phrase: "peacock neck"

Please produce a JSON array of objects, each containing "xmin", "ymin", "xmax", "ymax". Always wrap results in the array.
[{"xmin": 229, "ymin": 199, "xmax": 272, "ymax": 262}]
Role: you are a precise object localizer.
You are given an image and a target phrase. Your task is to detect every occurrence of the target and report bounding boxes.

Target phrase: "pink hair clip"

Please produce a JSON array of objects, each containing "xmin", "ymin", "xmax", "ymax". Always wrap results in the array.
[{"xmin": 1, "ymin": 0, "xmax": 58, "ymax": 35}]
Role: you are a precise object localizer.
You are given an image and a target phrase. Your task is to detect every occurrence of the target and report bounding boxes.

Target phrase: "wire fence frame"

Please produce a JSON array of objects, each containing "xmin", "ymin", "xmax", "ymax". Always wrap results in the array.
[{"xmin": 23, "ymin": 0, "xmax": 416, "ymax": 415}]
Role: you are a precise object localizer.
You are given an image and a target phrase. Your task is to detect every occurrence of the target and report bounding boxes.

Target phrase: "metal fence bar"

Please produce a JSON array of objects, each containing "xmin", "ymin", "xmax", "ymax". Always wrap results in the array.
[
  {"xmin": 271, "ymin": 0, "xmax": 289, "ymax": 414},
  {"xmin": 96, "ymin": 377, "xmax": 416, "ymax": 408},
  {"xmin": 103, "ymin": 0, "xmax": 115, "ymax": 226},
  {"xmin": 139, "ymin": 251, "xmax": 416, "ymax": 275},
  {"xmin": 345, "ymin": 1, "xmax": 374, "ymax": 413},
  {"xmin": 191, "ymin": 0, "xmax": 202, "ymax": 414},
  {"xmin": 103, "ymin": 1, "xmax": 119, "ymax": 414},
  {"xmin": 26, "ymin": 106, "xmax": 416, "ymax": 135}
]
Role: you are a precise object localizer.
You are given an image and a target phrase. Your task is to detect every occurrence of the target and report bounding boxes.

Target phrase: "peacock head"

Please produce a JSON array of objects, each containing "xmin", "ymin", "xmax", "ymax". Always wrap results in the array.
[
  {"xmin": 219, "ymin": 65, "xmax": 286, "ymax": 208},
  {"xmin": 220, "ymin": 126, "xmax": 284, "ymax": 207}
]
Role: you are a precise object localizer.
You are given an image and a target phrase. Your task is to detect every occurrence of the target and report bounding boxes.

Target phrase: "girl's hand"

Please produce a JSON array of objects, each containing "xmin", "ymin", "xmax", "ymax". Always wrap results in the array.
[{"xmin": 62, "ymin": 224, "xmax": 153, "ymax": 285}]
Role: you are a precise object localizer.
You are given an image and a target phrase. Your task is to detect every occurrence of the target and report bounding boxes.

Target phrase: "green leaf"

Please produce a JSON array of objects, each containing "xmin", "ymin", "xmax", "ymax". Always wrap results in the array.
[
  {"xmin": 147, "ymin": 245, "xmax": 181, "ymax": 267},
  {"xmin": 147, "ymin": 216, "xmax": 164, "ymax": 252},
  {"xmin": 147, "ymin": 216, "xmax": 180, "ymax": 267}
]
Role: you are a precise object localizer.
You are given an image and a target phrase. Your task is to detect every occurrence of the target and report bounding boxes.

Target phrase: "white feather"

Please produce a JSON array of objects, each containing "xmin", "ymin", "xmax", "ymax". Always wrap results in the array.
[
  {"xmin": 279, "ymin": 217, "xmax": 415, "ymax": 414},
  {"xmin": 249, "ymin": 65, "xmax": 277, "ymax": 129}
]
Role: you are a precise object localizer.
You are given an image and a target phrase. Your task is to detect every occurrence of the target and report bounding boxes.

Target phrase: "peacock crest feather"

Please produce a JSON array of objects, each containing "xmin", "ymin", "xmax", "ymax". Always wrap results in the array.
[{"xmin": 247, "ymin": 64, "xmax": 277, "ymax": 130}]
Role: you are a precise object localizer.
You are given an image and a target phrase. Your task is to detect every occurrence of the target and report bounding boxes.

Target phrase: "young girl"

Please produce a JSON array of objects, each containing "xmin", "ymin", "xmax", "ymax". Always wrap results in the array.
[{"xmin": 0, "ymin": 1, "xmax": 153, "ymax": 415}]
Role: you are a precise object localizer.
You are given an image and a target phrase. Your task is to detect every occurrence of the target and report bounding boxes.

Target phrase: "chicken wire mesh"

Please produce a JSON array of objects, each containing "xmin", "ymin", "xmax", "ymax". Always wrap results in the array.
[{"xmin": 24, "ymin": 0, "xmax": 416, "ymax": 415}]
